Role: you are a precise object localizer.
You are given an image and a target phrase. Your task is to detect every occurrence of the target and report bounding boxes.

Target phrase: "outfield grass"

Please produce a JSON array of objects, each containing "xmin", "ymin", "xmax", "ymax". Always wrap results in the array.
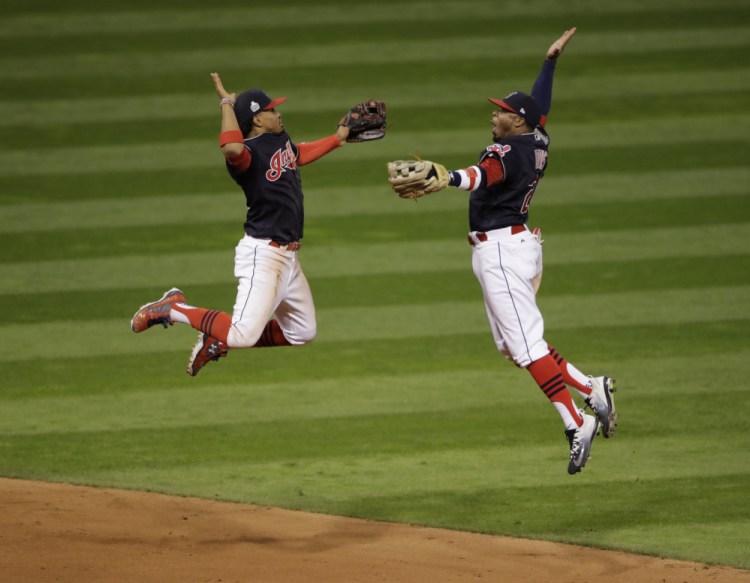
[{"xmin": 1, "ymin": 0, "xmax": 749, "ymax": 570}]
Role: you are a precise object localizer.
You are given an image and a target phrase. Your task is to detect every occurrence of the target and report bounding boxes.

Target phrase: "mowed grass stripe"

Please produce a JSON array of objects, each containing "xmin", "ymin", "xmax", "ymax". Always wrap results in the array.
[
  {"xmin": 3, "ymin": 0, "xmax": 742, "ymax": 38},
  {"xmin": 4, "ymin": 45, "xmax": 745, "ymax": 102},
  {"xmin": 0, "ymin": 2, "xmax": 544, "ymax": 37},
  {"xmin": 12, "ymin": 12, "xmax": 745, "ymax": 63},
  {"xmin": 3, "ymin": 27, "xmax": 748, "ymax": 80},
  {"xmin": 3, "ymin": 68, "xmax": 749, "ymax": 128},
  {"xmin": 1, "ymin": 117, "xmax": 746, "ymax": 175},
  {"xmin": 3, "ymin": 349, "xmax": 746, "ymax": 435},
  {"xmin": 1, "ymin": 286, "xmax": 746, "ymax": 362},
  {"xmin": 5, "ymin": 94, "xmax": 749, "ymax": 149},
  {"xmin": 2, "ymin": 320, "xmax": 745, "ymax": 398},
  {"xmin": 2, "ymin": 223, "xmax": 747, "ymax": 295},
  {"xmin": 4, "ymin": 194, "xmax": 749, "ymax": 263},
  {"xmin": 1, "ymin": 391, "xmax": 744, "ymax": 470},
  {"xmin": 2, "ymin": 168, "xmax": 747, "ymax": 229},
  {"xmin": 3, "ymin": 255, "xmax": 750, "ymax": 324},
  {"xmin": 72, "ymin": 455, "xmax": 750, "ymax": 515},
  {"xmin": 0, "ymin": 369, "xmax": 528, "ymax": 435},
  {"xmin": 4, "ymin": 88, "xmax": 748, "ymax": 151}
]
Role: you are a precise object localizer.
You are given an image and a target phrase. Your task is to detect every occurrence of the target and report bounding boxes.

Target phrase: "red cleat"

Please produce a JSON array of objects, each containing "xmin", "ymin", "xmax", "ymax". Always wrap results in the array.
[
  {"xmin": 187, "ymin": 333, "xmax": 228, "ymax": 376},
  {"xmin": 130, "ymin": 288, "xmax": 185, "ymax": 333}
]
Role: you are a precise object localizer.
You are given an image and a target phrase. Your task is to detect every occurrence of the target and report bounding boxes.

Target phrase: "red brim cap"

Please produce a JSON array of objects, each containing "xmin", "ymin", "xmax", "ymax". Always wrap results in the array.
[
  {"xmin": 264, "ymin": 96, "xmax": 287, "ymax": 110},
  {"xmin": 488, "ymin": 97, "xmax": 515, "ymax": 113}
]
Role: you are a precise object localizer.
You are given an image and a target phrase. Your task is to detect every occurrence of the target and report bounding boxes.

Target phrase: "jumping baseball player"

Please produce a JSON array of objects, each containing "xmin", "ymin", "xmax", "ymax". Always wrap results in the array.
[
  {"xmin": 131, "ymin": 73, "xmax": 386, "ymax": 376},
  {"xmin": 387, "ymin": 29, "xmax": 617, "ymax": 474}
]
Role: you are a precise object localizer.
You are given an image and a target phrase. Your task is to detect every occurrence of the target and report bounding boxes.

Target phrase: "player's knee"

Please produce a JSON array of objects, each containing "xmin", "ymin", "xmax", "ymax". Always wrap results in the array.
[
  {"xmin": 285, "ymin": 324, "xmax": 316, "ymax": 345},
  {"xmin": 226, "ymin": 323, "xmax": 264, "ymax": 349},
  {"xmin": 511, "ymin": 341, "xmax": 549, "ymax": 369}
]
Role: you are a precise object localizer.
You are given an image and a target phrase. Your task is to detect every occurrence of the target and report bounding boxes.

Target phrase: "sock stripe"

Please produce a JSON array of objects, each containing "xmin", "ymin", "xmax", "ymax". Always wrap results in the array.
[
  {"xmin": 540, "ymin": 373, "xmax": 563, "ymax": 391},
  {"xmin": 545, "ymin": 384, "xmax": 568, "ymax": 399},
  {"xmin": 206, "ymin": 310, "xmax": 220, "ymax": 337},
  {"xmin": 200, "ymin": 310, "xmax": 211, "ymax": 331}
]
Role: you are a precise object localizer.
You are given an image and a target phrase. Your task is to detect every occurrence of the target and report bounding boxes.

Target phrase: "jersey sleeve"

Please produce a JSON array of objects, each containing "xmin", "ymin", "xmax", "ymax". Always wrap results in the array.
[
  {"xmin": 448, "ymin": 158, "xmax": 504, "ymax": 191},
  {"xmin": 530, "ymin": 59, "xmax": 556, "ymax": 127}
]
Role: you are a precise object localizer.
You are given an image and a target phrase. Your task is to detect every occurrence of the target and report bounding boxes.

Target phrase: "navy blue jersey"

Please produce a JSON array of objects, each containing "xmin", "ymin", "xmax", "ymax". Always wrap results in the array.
[
  {"xmin": 469, "ymin": 127, "xmax": 550, "ymax": 232},
  {"xmin": 227, "ymin": 131, "xmax": 304, "ymax": 244}
]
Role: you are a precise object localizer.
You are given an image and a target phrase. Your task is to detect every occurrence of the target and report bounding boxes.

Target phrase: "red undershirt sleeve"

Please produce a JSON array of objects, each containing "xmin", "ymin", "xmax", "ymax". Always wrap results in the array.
[
  {"xmin": 226, "ymin": 149, "xmax": 251, "ymax": 172},
  {"xmin": 219, "ymin": 130, "xmax": 251, "ymax": 173},
  {"xmin": 296, "ymin": 135, "xmax": 341, "ymax": 166}
]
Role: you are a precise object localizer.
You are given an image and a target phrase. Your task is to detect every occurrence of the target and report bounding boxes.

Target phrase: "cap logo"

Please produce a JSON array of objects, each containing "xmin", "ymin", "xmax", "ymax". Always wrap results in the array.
[
  {"xmin": 520, "ymin": 107, "xmax": 526, "ymax": 115},
  {"xmin": 250, "ymin": 101, "xmax": 260, "ymax": 113}
]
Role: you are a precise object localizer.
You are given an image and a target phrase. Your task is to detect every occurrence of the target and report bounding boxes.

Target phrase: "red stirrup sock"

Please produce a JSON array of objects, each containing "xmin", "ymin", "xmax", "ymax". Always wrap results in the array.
[
  {"xmin": 254, "ymin": 320, "xmax": 292, "ymax": 348},
  {"xmin": 528, "ymin": 354, "xmax": 583, "ymax": 428},
  {"xmin": 548, "ymin": 344, "xmax": 592, "ymax": 397},
  {"xmin": 171, "ymin": 304, "xmax": 232, "ymax": 344}
]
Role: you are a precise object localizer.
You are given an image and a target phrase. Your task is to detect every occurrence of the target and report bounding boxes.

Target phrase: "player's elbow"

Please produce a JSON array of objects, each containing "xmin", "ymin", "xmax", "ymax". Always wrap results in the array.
[{"xmin": 220, "ymin": 142, "xmax": 245, "ymax": 158}]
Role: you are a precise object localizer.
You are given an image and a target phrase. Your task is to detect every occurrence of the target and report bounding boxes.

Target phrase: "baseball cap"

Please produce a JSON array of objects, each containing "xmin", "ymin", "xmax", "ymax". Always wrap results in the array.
[
  {"xmin": 234, "ymin": 89, "xmax": 287, "ymax": 131},
  {"xmin": 488, "ymin": 91, "xmax": 541, "ymax": 128}
]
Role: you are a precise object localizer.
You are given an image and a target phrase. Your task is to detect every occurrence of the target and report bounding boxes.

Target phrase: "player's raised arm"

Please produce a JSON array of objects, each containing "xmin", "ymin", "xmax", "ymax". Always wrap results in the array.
[
  {"xmin": 531, "ymin": 28, "xmax": 577, "ymax": 126},
  {"xmin": 210, "ymin": 72, "xmax": 245, "ymax": 160}
]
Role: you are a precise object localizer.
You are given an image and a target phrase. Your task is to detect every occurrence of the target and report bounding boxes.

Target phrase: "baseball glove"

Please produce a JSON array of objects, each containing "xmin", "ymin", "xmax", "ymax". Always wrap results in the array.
[
  {"xmin": 387, "ymin": 159, "xmax": 450, "ymax": 199},
  {"xmin": 339, "ymin": 100, "xmax": 386, "ymax": 142}
]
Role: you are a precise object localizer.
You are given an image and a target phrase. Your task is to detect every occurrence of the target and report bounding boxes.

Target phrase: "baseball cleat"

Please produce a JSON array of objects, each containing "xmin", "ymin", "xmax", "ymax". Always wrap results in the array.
[
  {"xmin": 130, "ymin": 287, "xmax": 185, "ymax": 333},
  {"xmin": 187, "ymin": 332, "xmax": 228, "ymax": 376},
  {"xmin": 585, "ymin": 376, "xmax": 618, "ymax": 438},
  {"xmin": 565, "ymin": 412, "xmax": 599, "ymax": 475}
]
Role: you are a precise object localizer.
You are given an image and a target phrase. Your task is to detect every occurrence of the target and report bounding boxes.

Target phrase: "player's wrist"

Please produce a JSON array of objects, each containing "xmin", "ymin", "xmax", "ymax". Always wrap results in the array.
[{"xmin": 219, "ymin": 97, "xmax": 235, "ymax": 108}]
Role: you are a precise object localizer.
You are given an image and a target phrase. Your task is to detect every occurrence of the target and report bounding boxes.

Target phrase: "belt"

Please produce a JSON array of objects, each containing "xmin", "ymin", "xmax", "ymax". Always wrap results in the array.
[
  {"xmin": 468, "ymin": 225, "xmax": 527, "ymax": 246},
  {"xmin": 269, "ymin": 240, "xmax": 301, "ymax": 251}
]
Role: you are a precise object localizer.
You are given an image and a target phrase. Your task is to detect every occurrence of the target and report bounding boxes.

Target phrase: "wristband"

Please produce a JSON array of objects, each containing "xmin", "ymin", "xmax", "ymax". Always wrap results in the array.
[{"xmin": 220, "ymin": 97, "xmax": 235, "ymax": 107}]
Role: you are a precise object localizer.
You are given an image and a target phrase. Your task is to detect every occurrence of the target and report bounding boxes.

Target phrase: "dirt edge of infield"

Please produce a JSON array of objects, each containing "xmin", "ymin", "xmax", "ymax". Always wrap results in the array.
[{"xmin": 1, "ymin": 477, "xmax": 747, "ymax": 583}]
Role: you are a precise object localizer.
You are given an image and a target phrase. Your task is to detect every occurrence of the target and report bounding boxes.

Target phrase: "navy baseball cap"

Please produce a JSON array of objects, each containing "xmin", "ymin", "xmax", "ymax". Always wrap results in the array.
[
  {"xmin": 235, "ymin": 89, "xmax": 287, "ymax": 131},
  {"xmin": 488, "ymin": 91, "xmax": 541, "ymax": 128}
]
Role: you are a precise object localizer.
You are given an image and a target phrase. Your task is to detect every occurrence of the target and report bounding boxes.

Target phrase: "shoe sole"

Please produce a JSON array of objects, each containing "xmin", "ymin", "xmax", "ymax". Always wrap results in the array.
[
  {"xmin": 568, "ymin": 417, "xmax": 600, "ymax": 475},
  {"xmin": 186, "ymin": 333, "xmax": 208, "ymax": 377},
  {"xmin": 130, "ymin": 287, "xmax": 183, "ymax": 332},
  {"xmin": 601, "ymin": 377, "xmax": 618, "ymax": 439}
]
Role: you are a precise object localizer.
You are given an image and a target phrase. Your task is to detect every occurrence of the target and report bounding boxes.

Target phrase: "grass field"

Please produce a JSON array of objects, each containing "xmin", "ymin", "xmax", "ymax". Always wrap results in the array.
[{"xmin": 1, "ymin": 0, "xmax": 749, "ymax": 570}]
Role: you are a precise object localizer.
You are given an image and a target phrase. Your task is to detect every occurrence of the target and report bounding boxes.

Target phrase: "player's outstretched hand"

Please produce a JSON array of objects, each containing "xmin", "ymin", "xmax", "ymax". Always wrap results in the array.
[
  {"xmin": 335, "ymin": 124, "xmax": 351, "ymax": 145},
  {"xmin": 210, "ymin": 72, "xmax": 236, "ymax": 102},
  {"xmin": 546, "ymin": 28, "xmax": 576, "ymax": 61}
]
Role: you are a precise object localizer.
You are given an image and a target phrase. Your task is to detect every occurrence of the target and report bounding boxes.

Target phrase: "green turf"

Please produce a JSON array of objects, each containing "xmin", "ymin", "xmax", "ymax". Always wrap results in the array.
[{"xmin": 1, "ymin": 0, "xmax": 749, "ymax": 571}]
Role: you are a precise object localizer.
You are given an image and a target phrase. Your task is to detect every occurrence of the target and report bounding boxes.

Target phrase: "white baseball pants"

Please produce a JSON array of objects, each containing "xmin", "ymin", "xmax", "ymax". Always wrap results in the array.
[
  {"xmin": 227, "ymin": 234, "xmax": 316, "ymax": 348},
  {"xmin": 470, "ymin": 226, "xmax": 548, "ymax": 368}
]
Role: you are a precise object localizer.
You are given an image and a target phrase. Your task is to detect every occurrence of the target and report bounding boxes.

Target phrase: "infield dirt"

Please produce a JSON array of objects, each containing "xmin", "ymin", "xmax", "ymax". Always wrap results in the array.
[{"xmin": 1, "ymin": 478, "xmax": 747, "ymax": 583}]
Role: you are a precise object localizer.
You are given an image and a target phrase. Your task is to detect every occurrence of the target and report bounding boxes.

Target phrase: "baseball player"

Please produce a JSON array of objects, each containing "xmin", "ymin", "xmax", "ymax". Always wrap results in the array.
[
  {"xmin": 131, "ymin": 74, "xmax": 385, "ymax": 376},
  {"xmin": 387, "ymin": 29, "xmax": 617, "ymax": 474}
]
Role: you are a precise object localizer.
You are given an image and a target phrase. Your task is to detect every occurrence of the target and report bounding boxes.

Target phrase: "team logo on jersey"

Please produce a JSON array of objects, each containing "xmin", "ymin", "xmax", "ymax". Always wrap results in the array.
[
  {"xmin": 486, "ymin": 144, "xmax": 511, "ymax": 157},
  {"xmin": 266, "ymin": 141, "xmax": 297, "ymax": 181}
]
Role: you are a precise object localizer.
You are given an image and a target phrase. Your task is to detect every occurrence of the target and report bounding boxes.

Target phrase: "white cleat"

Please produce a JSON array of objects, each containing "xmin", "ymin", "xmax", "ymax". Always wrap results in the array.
[
  {"xmin": 586, "ymin": 376, "xmax": 618, "ymax": 438},
  {"xmin": 566, "ymin": 412, "xmax": 599, "ymax": 475}
]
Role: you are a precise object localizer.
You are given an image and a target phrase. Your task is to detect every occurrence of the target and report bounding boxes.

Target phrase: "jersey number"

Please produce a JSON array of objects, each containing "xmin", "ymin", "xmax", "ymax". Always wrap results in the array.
[{"xmin": 520, "ymin": 177, "xmax": 539, "ymax": 214}]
